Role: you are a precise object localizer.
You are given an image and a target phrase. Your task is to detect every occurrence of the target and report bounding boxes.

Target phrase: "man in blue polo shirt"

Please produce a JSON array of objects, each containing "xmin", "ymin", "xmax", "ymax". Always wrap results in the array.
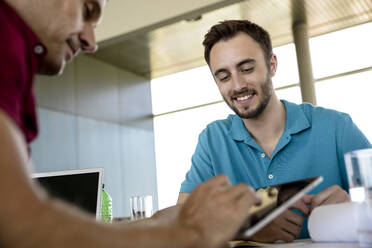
[{"xmin": 177, "ymin": 20, "xmax": 371, "ymax": 242}]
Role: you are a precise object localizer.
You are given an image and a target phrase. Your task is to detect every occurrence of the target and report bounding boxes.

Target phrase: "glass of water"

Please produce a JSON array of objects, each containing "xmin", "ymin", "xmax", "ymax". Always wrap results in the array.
[
  {"xmin": 345, "ymin": 148, "xmax": 372, "ymax": 247},
  {"xmin": 130, "ymin": 195, "xmax": 153, "ymax": 220}
]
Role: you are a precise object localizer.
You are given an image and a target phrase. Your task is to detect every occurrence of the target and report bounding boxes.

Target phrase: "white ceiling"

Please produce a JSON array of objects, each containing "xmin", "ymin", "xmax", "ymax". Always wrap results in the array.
[{"xmin": 92, "ymin": 0, "xmax": 372, "ymax": 79}]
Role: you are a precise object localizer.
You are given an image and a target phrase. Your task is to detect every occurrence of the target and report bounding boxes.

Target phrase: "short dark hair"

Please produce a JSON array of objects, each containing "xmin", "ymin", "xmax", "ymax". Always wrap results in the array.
[{"xmin": 203, "ymin": 20, "xmax": 273, "ymax": 67}]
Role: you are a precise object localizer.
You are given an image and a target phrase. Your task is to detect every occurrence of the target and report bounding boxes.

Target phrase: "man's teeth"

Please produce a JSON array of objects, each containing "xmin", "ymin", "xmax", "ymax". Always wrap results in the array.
[{"xmin": 237, "ymin": 95, "xmax": 252, "ymax": 101}]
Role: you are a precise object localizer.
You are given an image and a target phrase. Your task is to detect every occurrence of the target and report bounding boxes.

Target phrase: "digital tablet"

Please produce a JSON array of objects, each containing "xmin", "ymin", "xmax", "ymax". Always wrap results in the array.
[{"xmin": 236, "ymin": 176, "xmax": 323, "ymax": 239}]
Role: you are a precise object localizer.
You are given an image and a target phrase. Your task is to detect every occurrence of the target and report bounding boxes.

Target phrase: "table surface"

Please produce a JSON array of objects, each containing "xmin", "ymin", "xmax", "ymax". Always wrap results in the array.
[
  {"xmin": 231, "ymin": 240, "xmax": 360, "ymax": 248},
  {"xmin": 297, "ymin": 243, "xmax": 359, "ymax": 248}
]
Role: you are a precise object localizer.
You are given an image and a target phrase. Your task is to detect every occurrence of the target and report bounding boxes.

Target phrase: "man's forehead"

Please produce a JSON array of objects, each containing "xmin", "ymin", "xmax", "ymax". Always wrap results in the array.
[{"xmin": 210, "ymin": 34, "xmax": 264, "ymax": 69}]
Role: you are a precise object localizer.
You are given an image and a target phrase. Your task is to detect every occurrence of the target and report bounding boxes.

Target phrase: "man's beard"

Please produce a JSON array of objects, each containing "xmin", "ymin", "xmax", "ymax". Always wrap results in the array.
[{"xmin": 224, "ymin": 76, "xmax": 273, "ymax": 119}]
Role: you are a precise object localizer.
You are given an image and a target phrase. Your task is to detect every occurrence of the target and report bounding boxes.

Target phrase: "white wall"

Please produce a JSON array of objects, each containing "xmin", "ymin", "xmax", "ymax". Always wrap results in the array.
[{"xmin": 31, "ymin": 55, "xmax": 157, "ymax": 217}]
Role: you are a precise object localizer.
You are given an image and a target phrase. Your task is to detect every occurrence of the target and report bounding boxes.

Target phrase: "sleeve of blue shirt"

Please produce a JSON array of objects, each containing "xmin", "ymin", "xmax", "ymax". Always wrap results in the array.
[
  {"xmin": 335, "ymin": 113, "xmax": 371, "ymax": 190},
  {"xmin": 180, "ymin": 129, "xmax": 215, "ymax": 193}
]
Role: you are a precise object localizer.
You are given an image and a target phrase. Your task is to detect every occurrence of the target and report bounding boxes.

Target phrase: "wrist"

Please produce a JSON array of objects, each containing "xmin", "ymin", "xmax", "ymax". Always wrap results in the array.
[{"xmin": 173, "ymin": 221, "xmax": 204, "ymax": 248}]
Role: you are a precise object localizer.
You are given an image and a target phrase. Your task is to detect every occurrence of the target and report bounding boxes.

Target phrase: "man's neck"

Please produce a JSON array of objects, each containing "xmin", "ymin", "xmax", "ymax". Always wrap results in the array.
[{"xmin": 242, "ymin": 93, "xmax": 286, "ymax": 157}]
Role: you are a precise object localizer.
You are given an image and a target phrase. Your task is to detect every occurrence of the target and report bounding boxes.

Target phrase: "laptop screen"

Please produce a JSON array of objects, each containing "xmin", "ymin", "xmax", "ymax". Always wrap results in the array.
[{"xmin": 32, "ymin": 168, "xmax": 103, "ymax": 219}]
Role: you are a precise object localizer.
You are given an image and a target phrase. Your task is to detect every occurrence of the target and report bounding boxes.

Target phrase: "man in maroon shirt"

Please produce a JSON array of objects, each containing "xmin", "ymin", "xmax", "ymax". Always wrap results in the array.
[{"xmin": 0, "ymin": 0, "xmax": 260, "ymax": 247}]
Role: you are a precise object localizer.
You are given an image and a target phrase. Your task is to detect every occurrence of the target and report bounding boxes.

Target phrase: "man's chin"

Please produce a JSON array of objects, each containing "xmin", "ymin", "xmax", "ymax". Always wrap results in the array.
[
  {"xmin": 236, "ymin": 112, "xmax": 256, "ymax": 119},
  {"xmin": 38, "ymin": 59, "xmax": 65, "ymax": 76},
  {"xmin": 232, "ymin": 106, "xmax": 261, "ymax": 119}
]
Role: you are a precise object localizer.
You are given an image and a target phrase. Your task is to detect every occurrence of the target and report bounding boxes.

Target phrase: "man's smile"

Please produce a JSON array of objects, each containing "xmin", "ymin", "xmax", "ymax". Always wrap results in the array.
[{"xmin": 233, "ymin": 90, "xmax": 257, "ymax": 105}]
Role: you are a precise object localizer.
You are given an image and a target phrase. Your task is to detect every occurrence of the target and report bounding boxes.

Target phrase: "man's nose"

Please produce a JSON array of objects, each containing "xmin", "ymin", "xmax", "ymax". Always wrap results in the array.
[
  {"xmin": 231, "ymin": 74, "xmax": 246, "ymax": 91},
  {"xmin": 79, "ymin": 24, "xmax": 98, "ymax": 53}
]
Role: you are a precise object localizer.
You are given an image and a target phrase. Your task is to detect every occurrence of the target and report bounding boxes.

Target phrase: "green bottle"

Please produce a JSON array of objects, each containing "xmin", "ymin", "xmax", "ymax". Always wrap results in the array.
[{"xmin": 101, "ymin": 184, "xmax": 113, "ymax": 222}]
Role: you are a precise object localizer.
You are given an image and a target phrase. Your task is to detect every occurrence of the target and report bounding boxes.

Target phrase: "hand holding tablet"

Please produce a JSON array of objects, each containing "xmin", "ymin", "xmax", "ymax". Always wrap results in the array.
[{"xmin": 235, "ymin": 176, "xmax": 323, "ymax": 240}]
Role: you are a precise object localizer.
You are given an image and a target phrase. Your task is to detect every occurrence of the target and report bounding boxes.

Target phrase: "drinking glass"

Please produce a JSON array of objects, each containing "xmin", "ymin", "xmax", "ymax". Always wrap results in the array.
[
  {"xmin": 345, "ymin": 148, "xmax": 372, "ymax": 247},
  {"xmin": 130, "ymin": 195, "xmax": 153, "ymax": 220}
]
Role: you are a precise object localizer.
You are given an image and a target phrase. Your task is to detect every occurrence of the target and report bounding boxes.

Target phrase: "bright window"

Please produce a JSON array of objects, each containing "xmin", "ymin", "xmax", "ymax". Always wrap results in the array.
[
  {"xmin": 151, "ymin": 66, "xmax": 221, "ymax": 115},
  {"xmin": 154, "ymin": 102, "xmax": 232, "ymax": 209},
  {"xmin": 272, "ymin": 43, "xmax": 299, "ymax": 88},
  {"xmin": 310, "ymin": 22, "xmax": 372, "ymax": 79},
  {"xmin": 276, "ymin": 86, "xmax": 302, "ymax": 104}
]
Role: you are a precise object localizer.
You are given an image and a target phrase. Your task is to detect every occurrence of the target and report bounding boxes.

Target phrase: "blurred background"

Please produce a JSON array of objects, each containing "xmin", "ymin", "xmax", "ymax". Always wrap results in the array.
[{"xmin": 31, "ymin": 0, "xmax": 372, "ymax": 217}]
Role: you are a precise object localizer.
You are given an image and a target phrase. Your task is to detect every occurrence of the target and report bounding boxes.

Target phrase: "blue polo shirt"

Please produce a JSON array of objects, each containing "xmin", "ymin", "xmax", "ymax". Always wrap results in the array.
[{"xmin": 180, "ymin": 100, "xmax": 371, "ymax": 238}]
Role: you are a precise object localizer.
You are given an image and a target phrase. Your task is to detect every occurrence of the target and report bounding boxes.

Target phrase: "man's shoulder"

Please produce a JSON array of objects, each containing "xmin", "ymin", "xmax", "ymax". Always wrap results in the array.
[
  {"xmin": 204, "ymin": 114, "xmax": 236, "ymax": 132},
  {"xmin": 197, "ymin": 114, "xmax": 241, "ymax": 149},
  {"xmin": 0, "ymin": 2, "xmax": 20, "ymax": 32},
  {"xmin": 0, "ymin": 2, "xmax": 28, "ymax": 53},
  {"xmin": 198, "ymin": 114, "xmax": 238, "ymax": 140},
  {"xmin": 289, "ymin": 101, "xmax": 350, "ymax": 123}
]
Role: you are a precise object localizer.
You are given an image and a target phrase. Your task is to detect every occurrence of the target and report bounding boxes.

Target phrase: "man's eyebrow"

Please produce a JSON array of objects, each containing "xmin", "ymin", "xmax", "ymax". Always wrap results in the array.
[
  {"xmin": 94, "ymin": 2, "xmax": 102, "ymax": 16},
  {"xmin": 237, "ymin": 59, "xmax": 255, "ymax": 67},
  {"xmin": 214, "ymin": 68, "xmax": 228, "ymax": 77},
  {"xmin": 213, "ymin": 59, "xmax": 256, "ymax": 76}
]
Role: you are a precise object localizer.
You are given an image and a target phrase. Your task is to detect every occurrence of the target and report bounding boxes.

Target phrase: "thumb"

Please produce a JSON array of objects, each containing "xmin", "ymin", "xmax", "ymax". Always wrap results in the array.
[
  {"xmin": 291, "ymin": 199, "xmax": 310, "ymax": 216},
  {"xmin": 302, "ymin": 194, "xmax": 314, "ymax": 205}
]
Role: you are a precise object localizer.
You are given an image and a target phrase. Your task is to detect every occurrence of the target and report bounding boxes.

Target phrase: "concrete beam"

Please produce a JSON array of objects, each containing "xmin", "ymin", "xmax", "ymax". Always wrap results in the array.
[
  {"xmin": 291, "ymin": 0, "xmax": 317, "ymax": 105},
  {"xmin": 96, "ymin": 0, "xmax": 243, "ymax": 45},
  {"xmin": 293, "ymin": 22, "xmax": 317, "ymax": 105}
]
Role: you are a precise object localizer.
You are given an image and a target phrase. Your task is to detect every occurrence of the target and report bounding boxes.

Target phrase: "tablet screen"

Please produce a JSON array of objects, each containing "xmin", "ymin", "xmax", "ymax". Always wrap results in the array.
[{"xmin": 237, "ymin": 176, "xmax": 322, "ymax": 238}]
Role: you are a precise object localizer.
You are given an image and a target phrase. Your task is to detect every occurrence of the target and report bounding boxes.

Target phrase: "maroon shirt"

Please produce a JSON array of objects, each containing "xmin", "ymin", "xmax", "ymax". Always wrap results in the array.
[{"xmin": 0, "ymin": 1, "xmax": 46, "ymax": 144}]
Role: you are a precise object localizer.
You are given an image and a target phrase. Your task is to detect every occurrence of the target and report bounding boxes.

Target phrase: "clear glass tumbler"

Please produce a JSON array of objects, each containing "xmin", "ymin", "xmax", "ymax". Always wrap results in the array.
[
  {"xmin": 130, "ymin": 195, "xmax": 153, "ymax": 220},
  {"xmin": 345, "ymin": 148, "xmax": 372, "ymax": 247}
]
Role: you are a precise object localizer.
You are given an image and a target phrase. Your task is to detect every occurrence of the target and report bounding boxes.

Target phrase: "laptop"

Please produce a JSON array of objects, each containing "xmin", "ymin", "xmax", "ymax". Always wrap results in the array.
[{"xmin": 32, "ymin": 168, "xmax": 103, "ymax": 219}]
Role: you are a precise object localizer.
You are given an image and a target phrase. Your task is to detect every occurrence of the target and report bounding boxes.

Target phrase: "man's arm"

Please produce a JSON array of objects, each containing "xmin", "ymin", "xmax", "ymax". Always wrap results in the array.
[
  {"xmin": 0, "ymin": 109, "xmax": 197, "ymax": 248},
  {"xmin": 177, "ymin": 192, "xmax": 190, "ymax": 204},
  {"xmin": 305, "ymin": 185, "xmax": 349, "ymax": 212},
  {"xmin": 0, "ymin": 109, "xmax": 259, "ymax": 248}
]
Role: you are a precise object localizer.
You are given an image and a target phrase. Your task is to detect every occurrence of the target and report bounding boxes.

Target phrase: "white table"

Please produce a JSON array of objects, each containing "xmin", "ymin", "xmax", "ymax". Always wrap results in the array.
[
  {"xmin": 231, "ymin": 240, "xmax": 360, "ymax": 247},
  {"xmin": 298, "ymin": 243, "xmax": 359, "ymax": 248}
]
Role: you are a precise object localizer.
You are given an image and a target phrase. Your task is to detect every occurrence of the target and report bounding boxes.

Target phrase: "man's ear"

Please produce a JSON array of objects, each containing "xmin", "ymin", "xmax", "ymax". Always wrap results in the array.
[{"xmin": 269, "ymin": 54, "xmax": 278, "ymax": 77}]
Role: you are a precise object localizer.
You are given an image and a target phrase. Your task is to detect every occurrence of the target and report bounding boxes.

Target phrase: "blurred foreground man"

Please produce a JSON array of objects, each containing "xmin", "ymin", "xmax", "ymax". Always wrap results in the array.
[
  {"xmin": 0, "ymin": 1, "xmax": 260, "ymax": 247},
  {"xmin": 178, "ymin": 20, "xmax": 371, "ymax": 242}
]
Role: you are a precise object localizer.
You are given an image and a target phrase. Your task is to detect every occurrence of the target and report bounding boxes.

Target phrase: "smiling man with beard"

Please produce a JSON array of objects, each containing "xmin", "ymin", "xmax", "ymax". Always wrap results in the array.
[{"xmin": 177, "ymin": 20, "xmax": 371, "ymax": 242}]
